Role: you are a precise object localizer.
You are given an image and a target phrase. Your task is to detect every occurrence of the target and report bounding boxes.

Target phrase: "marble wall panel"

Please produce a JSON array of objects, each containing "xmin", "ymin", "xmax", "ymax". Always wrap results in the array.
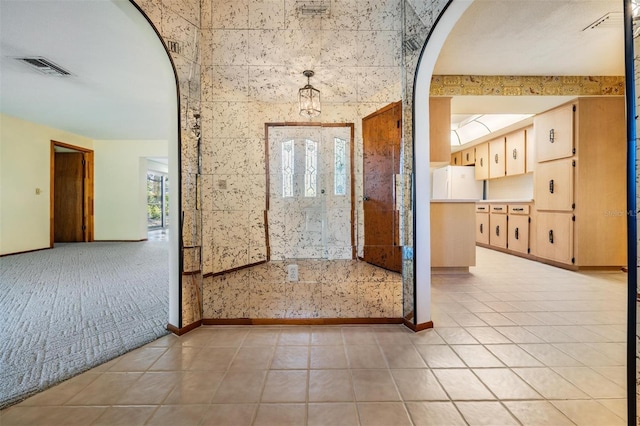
[
  {"xmin": 211, "ymin": 0, "xmax": 249, "ymax": 29},
  {"xmin": 358, "ymin": 281, "xmax": 399, "ymax": 318},
  {"xmin": 211, "ymin": 66, "xmax": 250, "ymax": 101},
  {"xmin": 286, "ymin": 283, "xmax": 322, "ymax": 318},
  {"xmin": 250, "ymin": 281, "xmax": 288, "ymax": 318},
  {"xmin": 181, "ymin": 274, "xmax": 202, "ymax": 324},
  {"xmin": 208, "ymin": 30, "xmax": 249, "ymax": 66},
  {"xmin": 248, "ymin": 0, "xmax": 285, "ymax": 30},
  {"xmin": 320, "ymin": 31, "xmax": 360, "ymax": 66},
  {"xmin": 283, "ymin": 0, "xmax": 323, "ymax": 31},
  {"xmin": 212, "ymin": 245, "xmax": 249, "ymax": 272},
  {"xmin": 248, "ymin": 66, "xmax": 298, "ymax": 103},
  {"xmin": 321, "ymin": 282, "xmax": 359, "ymax": 317},
  {"xmin": 183, "ymin": 247, "xmax": 201, "ymax": 273},
  {"xmin": 358, "ymin": 0, "xmax": 401, "ymax": 31},
  {"xmin": 321, "ymin": 0, "xmax": 360, "ymax": 31},
  {"xmin": 162, "ymin": 0, "xmax": 200, "ymax": 27},
  {"xmin": 210, "ymin": 101, "xmax": 250, "ymax": 138},
  {"xmin": 211, "ymin": 210, "xmax": 250, "ymax": 245},
  {"xmin": 357, "ymin": 67, "xmax": 402, "ymax": 103},
  {"xmin": 211, "ymin": 139, "xmax": 249, "ymax": 174},
  {"xmin": 202, "ymin": 272, "xmax": 250, "ymax": 318},
  {"xmin": 247, "ymin": 31, "xmax": 287, "ymax": 66},
  {"xmin": 358, "ymin": 31, "xmax": 401, "ymax": 67},
  {"xmin": 162, "ymin": 10, "xmax": 200, "ymax": 62}
]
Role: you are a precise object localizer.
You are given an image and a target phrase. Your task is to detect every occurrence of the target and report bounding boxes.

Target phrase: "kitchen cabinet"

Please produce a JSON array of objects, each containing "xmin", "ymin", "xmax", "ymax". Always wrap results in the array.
[
  {"xmin": 533, "ymin": 97, "xmax": 626, "ymax": 268},
  {"xmin": 505, "ymin": 129, "xmax": 526, "ymax": 176},
  {"xmin": 475, "ymin": 143, "xmax": 489, "ymax": 180},
  {"xmin": 432, "ymin": 201, "xmax": 477, "ymax": 271},
  {"xmin": 475, "ymin": 204, "xmax": 489, "ymax": 245},
  {"xmin": 489, "ymin": 137, "xmax": 506, "ymax": 179},
  {"xmin": 430, "ymin": 97, "xmax": 451, "ymax": 164},
  {"xmin": 462, "ymin": 147, "xmax": 475, "ymax": 166},
  {"xmin": 489, "ymin": 204, "xmax": 507, "ymax": 249},
  {"xmin": 507, "ymin": 204, "xmax": 530, "ymax": 255},
  {"xmin": 451, "ymin": 151, "xmax": 462, "ymax": 166},
  {"xmin": 525, "ymin": 125, "xmax": 535, "ymax": 173}
]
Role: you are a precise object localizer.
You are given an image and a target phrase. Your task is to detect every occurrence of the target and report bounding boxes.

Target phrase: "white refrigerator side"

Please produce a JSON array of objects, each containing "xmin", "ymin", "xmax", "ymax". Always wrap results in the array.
[
  {"xmin": 450, "ymin": 166, "xmax": 483, "ymax": 199},
  {"xmin": 432, "ymin": 166, "xmax": 450, "ymax": 199}
]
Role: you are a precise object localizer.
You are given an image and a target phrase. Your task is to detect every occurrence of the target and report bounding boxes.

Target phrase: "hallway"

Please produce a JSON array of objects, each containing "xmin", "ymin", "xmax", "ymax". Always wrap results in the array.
[{"xmin": 0, "ymin": 248, "xmax": 627, "ymax": 425}]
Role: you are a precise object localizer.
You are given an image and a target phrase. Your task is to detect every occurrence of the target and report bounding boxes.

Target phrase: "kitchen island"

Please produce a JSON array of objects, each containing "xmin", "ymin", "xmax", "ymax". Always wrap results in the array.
[{"xmin": 431, "ymin": 200, "xmax": 477, "ymax": 273}]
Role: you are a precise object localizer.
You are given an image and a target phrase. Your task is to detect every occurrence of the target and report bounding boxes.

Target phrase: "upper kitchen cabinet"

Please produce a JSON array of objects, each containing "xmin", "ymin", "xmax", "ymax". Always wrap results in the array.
[
  {"xmin": 489, "ymin": 137, "xmax": 506, "ymax": 179},
  {"xmin": 474, "ymin": 142, "xmax": 489, "ymax": 180},
  {"xmin": 430, "ymin": 97, "xmax": 451, "ymax": 164},
  {"xmin": 461, "ymin": 146, "xmax": 475, "ymax": 166},
  {"xmin": 534, "ymin": 103, "xmax": 574, "ymax": 162},
  {"xmin": 451, "ymin": 151, "xmax": 462, "ymax": 165},
  {"xmin": 505, "ymin": 128, "xmax": 526, "ymax": 176},
  {"xmin": 525, "ymin": 125, "xmax": 535, "ymax": 173}
]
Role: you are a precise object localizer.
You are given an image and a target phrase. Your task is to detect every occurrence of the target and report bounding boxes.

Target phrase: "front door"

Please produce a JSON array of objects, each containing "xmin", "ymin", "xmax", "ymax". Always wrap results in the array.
[
  {"xmin": 362, "ymin": 101, "xmax": 402, "ymax": 272},
  {"xmin": 54, "ymin": 152, "xmax": 85, "ymax": 242}
]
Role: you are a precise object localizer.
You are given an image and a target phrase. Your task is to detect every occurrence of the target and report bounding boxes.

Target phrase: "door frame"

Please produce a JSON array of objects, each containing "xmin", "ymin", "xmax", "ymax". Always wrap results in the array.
[{"xmin": 50, "ymin": 140, "xmax": 94, "ymax": 246}]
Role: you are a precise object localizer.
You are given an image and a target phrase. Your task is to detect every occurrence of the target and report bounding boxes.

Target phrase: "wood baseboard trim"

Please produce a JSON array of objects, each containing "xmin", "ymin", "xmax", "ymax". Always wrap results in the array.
[
  {"xmin": 202, "ymin": 318, "xmax": 404, "ymax": 326},
  {"xmin": 403, "ymin": 319, "xmax": 434, "ymax": 332},
  {"xmin": 431, "ymin": 266, "xmax": 469, "ymax": 274},
  {"xmin": 167, "ymin": 320, "xmax": 202, "ymax": 335},
  {"xmin": 0, "ymin": 247, "xmax": 51, "ymax": 257},
  {"xmin": 94, "ymin": 239, "xmax": 148, "ymax": 242}
]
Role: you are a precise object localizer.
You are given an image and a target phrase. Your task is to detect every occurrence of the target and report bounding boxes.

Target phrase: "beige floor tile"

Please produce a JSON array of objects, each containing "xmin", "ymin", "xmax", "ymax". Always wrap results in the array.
[
  {"xmin": 415, "ymin": 345, "xmax": 465, "ymax": 368},
  {"xmin": 211, "ymin": 371, "xmax": 267, "ymax": 403},
  {"xmin": 107, "ymin": 347, "xmax": 167, "ymax": 371},
  {"xmin": 455, "ymin": 401, "xmax": 519, "ymax": 425},
  {"xmin": 356, "ymin": 402, "xmax": 412, "ymax": 426},
  {"xmin": 149, "ymin": 346, "xmax": 202, "ymax": 371},
  {"xmin": 593, "ymin": 366, "xmax": 626, "ymax": 388},
  {"xmin": 379, "ymin": 344, "xmax": 426, "ymax": 368},
  {"xmin": 552, "ymin": 366, "xmax": 626, "ymax": 398},
  {"xmin": 270, "ymin": 345, "xmax": 309, "ymax": 369},
  {"xmin": 16, "ymin": 372, "xmax": 100, "ymax": 406},
  {"xmin": 512, "ymin": 368, "xmax": 589, "ymax": 399},
  {"xmin": 310, "ymin": 345, "xmax": 348, "ymax": 369},
  {"xmin": 310, "ymin": 328, "xmax": 344, "ymax": 345},
  {"xmin": 464, "ymin": 327, "xmax": 512, "ymax": 344},
  {"xmin": 309, "ymin": 369, "xmax": 354, "ymax": 402},
  {"xmin": 501, "ymin": 312, "xmax": 545, "ymax": 326},
  {"xmin": 519, "ymin": 343, "xmax": 583, "ymax": 367},
  {"xmin": 277, "ymin": 328, "xmax": 311, "ymax": 345},
  {"xmin": 0, "ymin": 406, "xmax": 107, "ymax": 426},
  {"xmin": 447, "ymin": 312, "xmax": 488, "ymax": 326},
  {"xmin": 200, "ymin": 404, "xmax": 257, "ymax": 426},
  {"xmin": 584, "ymin": 342, "xmax": 626, "ymax": 365},
  {"xmin": 341, "ymin": 327, "xmax": 377, "ymax": 345},
  {"xmin": 115, "ymin": 371, "xmax": 179, "ymax": 405},
  {"xmin": 503, "ymin": 401, "xmax": 574, "ymax": 425},
  {"xmin": 596, "ymin": 398, "xmax": 627, "ymax": 421},
  {"xmin": 473, "ymin": 368, "xmax": 541, "ymax": 399},
  {"xmin": 451, "ymin": 345, "xmax": 504, "ymax": 367},
  {"xmin": 485, "ymin": 344, "xmax": 543, "ymax": 367},
  {"xmin": 146, "ymin": 333, "xmax": 179, "ymax": 347},
  {"xmin": 475, "ymin": 312, "xmax": 517, "ymax": 326},
  {"xmin": 202, "ymin": 328, "xmax": 249, "ymax": 347},
  {"xmin": 552, "ymin": 400, "xmax": 626, "ymax": 425},
  {"xmin": 405, "ymin": 401, "xmax": 466, "ymax": 425},
  {"xmin": 307, "ymin": 403, "xmax": 358, "ymax": 426},
  {"xmin": 553, "ymin": 342, "xmax": 621, "ymax": 366},
  {"xmin": 391, "ymin": 369, "xmax": 448, "ymax": 401},
  {"xmin": 524, "ymin": 325, "xmax": 578, "ymax": 342},
  {"xmin": 145, "ymin": 404, "xmax": 207, "ymax": 426},
  {"xmin": 261, "ymin": 370, "xmax": 307, "ymax": 403},
  {"xmin": 163, "ymin": 371, "xmax": 225, "ymax": 404},
  {"xmin": 178, "ymin": 329, "xmax": 223, "ymax": 347},
  {"xmin": 407, "ymin": 329, "xmax": 446, "ymax": 344},
  {"xmin": 65, "ymin": 372, "xmax": 142, "ymax": 405},
  {"xmin": 229, "ymin": 346, "xmax": 274, "ymax": 370},
  {"xmin": 374, "ymin": 327, "xmax": 414, "ymax": 346},
  {"xmin": 345, "ymin": 345, "xmax": 387, "ymax": 369},
  {"xmin": 554, "ymin": 325, "xmax": 614, "ymax": 342},
  {"xmin": 432, "ymin": 369, "xmax": 494, "ymax": 400},
  {"xmin": 242, "ymin": 328, "xmax": 280, "ymax": 346},
  {"xmin": 494, "ymin": 326, "xmax": 544, "ymax": 343},
  {"xmin": 435, "ymin": 327, "xmax": 479, "ymax": 344},
  {"xmin": 92, "ymin": 406, "xmax": 157, "ymax": 425},
  {"xmin": 351, "ymin": 369, "xmax": 401, "ymax": 401},
  {"xmin": 188, "ymin": 347, "xmax": 237, "ymax": 371},
  {"xmin": 253, "ymin": 403, "xmax": 306, "ymax": 426}
]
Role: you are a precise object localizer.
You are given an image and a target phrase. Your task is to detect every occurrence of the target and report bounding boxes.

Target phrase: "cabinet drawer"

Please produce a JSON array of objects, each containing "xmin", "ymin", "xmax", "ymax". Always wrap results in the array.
[
  {"xmin": 489, "ymin": 213, "xmax": 507, "ymax": 249},
  {"xmin": 535, "ymin": 103, "xmax": 574, "ymax": 162},
  {"xmin": 490, "ymin": 204, "xmax": 507, "ymax": 213},
  {"xmin": 508, "ymin": 214, "xmax": 529, "ymax": 254},
  {"xmin": 536, "ymin": 212, "xmax": 574, "ymax": 264},
  {"xmin": 535, "ymin": 158, "xmax": 574, "ymax": 211},
  {"xmin": 506, "ymin": 129, "xmax": 526, "ymax": 176},
  {"xmin": 489, "ymin": 137, "xmax": 506, "ymax": 179},
  {"xmin": 475, "ymin": 204, "xmax": 489, "ymax": 213},
  {"xmin": 476, "ymin": 212, "xmax": 489, "ymax": 245},
  {"xmin": 508, "ymin": 205, "xmax": 530, "ymax": 215}
]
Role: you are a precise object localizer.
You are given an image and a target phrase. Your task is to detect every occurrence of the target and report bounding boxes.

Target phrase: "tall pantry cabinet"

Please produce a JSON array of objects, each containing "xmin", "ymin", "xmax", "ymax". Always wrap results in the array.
[{"xmin": 533, "ymin": 97, "xmax": 626, "ymax": 268}]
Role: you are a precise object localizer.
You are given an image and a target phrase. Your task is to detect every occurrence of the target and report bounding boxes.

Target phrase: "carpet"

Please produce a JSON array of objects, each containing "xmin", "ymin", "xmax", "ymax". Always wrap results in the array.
[{"xmin": 0, "ymin": 241, "xmax": 169, "ymax": 409}]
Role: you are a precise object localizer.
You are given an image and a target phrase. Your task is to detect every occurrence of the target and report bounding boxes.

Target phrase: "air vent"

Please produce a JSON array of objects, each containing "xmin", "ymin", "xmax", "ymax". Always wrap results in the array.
[
  {"xmin": 16, "ymin": 57, "xmax": 71, "ymax": 76},
  {"xmin": 582, "ymin": 12, "xmax": 623, "ymax": 31},
  {"xmin": 296, "ymin": 0, "xmax": 331, "ymax": 17}
]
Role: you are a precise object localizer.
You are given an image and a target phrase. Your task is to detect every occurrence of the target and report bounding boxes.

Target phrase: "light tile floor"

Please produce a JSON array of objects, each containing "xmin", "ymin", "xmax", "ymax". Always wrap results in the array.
[{"xmin": 0, "ymin": 248, "xmax": 629, "ymax": 425}]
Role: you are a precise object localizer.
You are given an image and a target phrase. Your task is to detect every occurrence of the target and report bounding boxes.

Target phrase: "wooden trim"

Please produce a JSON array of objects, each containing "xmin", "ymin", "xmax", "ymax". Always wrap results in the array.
[
  {"xmin": 182, "ymin": 270, "xmax": 202, "ymax": 276},
  {"xmin": 94, "ymin": 239, "xmax": 148, "ymax": 242},
  {"xmin": 362, "ymin": 100, "xmax": 402, "ymax": 121},
  {"xmin": 167, "ymin": 320, "xmax": 202, "ymax": 336},
  {"xmin": 202, "ymin": 317, "xmax": 405, "ymax": 326},
  {"xmin": 204, "ymin": 260, "xmax": 268, "ymax": 278},
  {"xmin": 0, "ymin": 247, "xmax": 51, "ymax": 257},
  {"xmin": 350, "ymin": 123, "xmax": 356, "ymax": 259},
  {"xmin": 403, "ymin": 319, "xmax": 434, "ymax": 332}
]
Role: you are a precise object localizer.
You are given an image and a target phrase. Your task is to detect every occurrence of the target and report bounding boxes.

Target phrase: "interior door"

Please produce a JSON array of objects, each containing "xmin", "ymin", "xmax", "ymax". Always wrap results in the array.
[
  {"xmin": 362, "ymin": 101, "xmax": 402, "ymax": 272},
  {"xmin": 54, "ymin": 152, "xmax": 85, "ymax": 242}
]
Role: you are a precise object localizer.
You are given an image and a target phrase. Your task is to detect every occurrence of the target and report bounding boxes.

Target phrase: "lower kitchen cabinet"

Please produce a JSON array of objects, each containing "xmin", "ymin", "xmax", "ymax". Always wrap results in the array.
[
  {"xmin": 535, "ymin": 212, "xmax": 574, "ymax": 265},
  {"xmin": 489, "ymin": 204, "xmax": 507, "ymax": 249},
  {"xmin": 476, "ymin": 204, "xmax": 489, "ymax": 245},
  {"xmin": 508, "ymin": 208, "xmax": 530, "ymax": 255}
]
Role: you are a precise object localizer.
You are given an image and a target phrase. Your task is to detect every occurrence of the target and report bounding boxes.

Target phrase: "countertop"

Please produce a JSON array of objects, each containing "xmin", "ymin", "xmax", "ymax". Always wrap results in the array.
[
  {"xmin": 431, "ymin": 199, "xmax": 480, "ymax": 203},
  {"xmin": 476, "ymin": 199, "xmax": 534, "ymax": 203}
]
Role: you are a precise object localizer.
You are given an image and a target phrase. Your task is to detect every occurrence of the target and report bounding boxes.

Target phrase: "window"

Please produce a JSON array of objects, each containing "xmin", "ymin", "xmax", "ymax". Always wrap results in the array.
[
  {"xmin": 282, "ymin": 139, "xmax": 294, "ymax": 197},
  {"xmin": 147, "ymin": 172, "xmax": 169, "ymax": 229},
  {"xmin": 334, "ymin": 137, "xmax": 347, "ymax": 195},
  {"xmin": 304, "ymin": 139, "xmax": 318, "ymax": 197}
]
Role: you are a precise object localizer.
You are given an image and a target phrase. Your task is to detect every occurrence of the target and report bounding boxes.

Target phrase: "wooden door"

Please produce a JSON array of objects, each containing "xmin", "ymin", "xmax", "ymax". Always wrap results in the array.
[
  {"xmin": 535, "ymin": 158, "xmax": 574, "ymax": 211},
  {"xmin": 462, "ymin": 147, "xmax": 475, "ymax": 166},
  {"xmin": 535, "ymin": 102, "xmax": 574, "ymax": 162},
  {"xmin": 506, "ymin": 129, "xmax": 526, "ymax": 176},
  {"xmin": 362, "ymin": 101, "xmax": 402, "ymax": 272},
  {"xmin": 536, "ymin": 212, "xmax": 574, "ymax": 264},
  {"xmin": 474, "ymin": 143, "xmax": 489, "ymax": 180},
  {"xmin": 54, "ymin": 152, "xmax": 85, "ymax": 242},
  {"xmin": 508, "ymin": 214, "xmax": 529, "ymax": 254},
  {"xmin": 489, "ymin": 137, "xmax": 506, "ymax": 179}
]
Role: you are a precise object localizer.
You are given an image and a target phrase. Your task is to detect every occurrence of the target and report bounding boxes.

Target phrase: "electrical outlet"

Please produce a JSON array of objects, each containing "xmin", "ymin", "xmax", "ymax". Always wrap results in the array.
[{"xmin": 287, "ymin": 264, "xmax": 299, "ymax": 282}]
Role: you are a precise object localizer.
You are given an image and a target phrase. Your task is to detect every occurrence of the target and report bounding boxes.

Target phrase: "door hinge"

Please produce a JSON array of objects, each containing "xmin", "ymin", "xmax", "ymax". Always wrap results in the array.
[
  {"xmin": 397, "ymin": 120, "xmax": 401, "ymax": 128},
  {"xmin": 572, "ymin": 105, "xmax": 576, "ymax": 112},
  {"xmin": 572, "ymin": 160, "xmax": 576, "ymax": 167},
  {"xmin": 572, "ymin": 215, "xmax": 575, "ymax": 222},
  {"xmin": 82, "ymin": 225, "xmax": 86, "ymax": 230},
  {"xmin": 82, "ymin": 159, "xmax": 86, "ymax": 165},
  {"xmin": 528, "ymin": 217, "xmax": 531, "ymax": 223},
  {"xmin": 572, "ymin": 148, "xmax": 576, "ymax": 155},
  {"xmin": 572, "ymin": 203, "xmax": 575, "ymax": 210}
]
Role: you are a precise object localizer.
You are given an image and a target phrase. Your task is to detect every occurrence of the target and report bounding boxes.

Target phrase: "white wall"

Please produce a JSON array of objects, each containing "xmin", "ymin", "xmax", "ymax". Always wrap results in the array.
[
  {"xmin": 93, "ymin": 139, "xmax": 167, "ymax": 241},
  {"xmin": 0, "ymin": 114, "xmax": 94, "ymax": 255}
]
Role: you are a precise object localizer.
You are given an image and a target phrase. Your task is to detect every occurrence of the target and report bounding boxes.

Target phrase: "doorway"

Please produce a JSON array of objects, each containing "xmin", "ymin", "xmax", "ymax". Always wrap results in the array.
[{"xmin": 50, "ymin": 140, "xmax": 94, "ymax": 245}]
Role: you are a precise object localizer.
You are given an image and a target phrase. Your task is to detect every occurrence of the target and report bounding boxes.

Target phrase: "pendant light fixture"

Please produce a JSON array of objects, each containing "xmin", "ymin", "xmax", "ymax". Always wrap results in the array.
[{"xmin": 298, "ymin": 70, "xmax": 321, "ymax": 118}]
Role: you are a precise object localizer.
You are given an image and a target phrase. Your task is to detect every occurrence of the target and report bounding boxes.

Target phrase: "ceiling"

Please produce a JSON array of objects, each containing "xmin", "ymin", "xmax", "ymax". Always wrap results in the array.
[{"xmin": 0, "ymin": 0, "xmax": 626, "ymax": 141}]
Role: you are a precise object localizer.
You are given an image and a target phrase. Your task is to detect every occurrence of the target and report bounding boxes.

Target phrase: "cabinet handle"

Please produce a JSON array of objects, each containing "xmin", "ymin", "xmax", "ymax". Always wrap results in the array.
[
  {"xmin": 493, "ymin": 207, "xmax": 503, "ymax": 211},
  {"xmin": 515, "ymin": 228, "xmax": 519, "ymax": 240},
  {"xmin": 513, "ymin": 207, "xmax": 524, "ymax": 211},
  {"xmin": 466, "ymin": 153, "xmax": 469, "ymax": 161},
  {"xmin": 549, "ymin": 229, "xmax": 554, "ymax": 244},
  {"xmin": 549, "ymin": 179, "xmax": 554, "ymax": 194},
  {"xmin": 549, "ymin": 128, "xmax": 555, "ymax": 143},
  {"xmin": 496, "ymin": 225, "xmax": 500, "ymax": 236},
  {"xmin": 454, "ymin": 157, "xmax": 458, "ymax": 164},
  {"xmin": 480, "ymin": 223, "xmax": 483, "ymax": 234},
  {"xmin": 480, "ymin": 158, "xmax": 483, "ymax": 167},
  {"xmin": 512, "ymin": 148, "xmax": 517, "ymax": 159},
  {"xmin": 494, "ymin": 153, "xmax": 499, "ymax": 164}
]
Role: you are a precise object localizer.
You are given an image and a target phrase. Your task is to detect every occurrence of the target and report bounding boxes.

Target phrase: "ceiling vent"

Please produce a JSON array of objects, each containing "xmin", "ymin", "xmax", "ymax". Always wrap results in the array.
[
  {"xmin": 296, "ymin": 0, "xmax": 331, "ymax": 17},
  {"xmin": 582, "ymin": 12, "xmax": 623, "ymax": 31},
  {"xmin": 15, "ymin": 56, "xmax": 72, "ymax": 76}
]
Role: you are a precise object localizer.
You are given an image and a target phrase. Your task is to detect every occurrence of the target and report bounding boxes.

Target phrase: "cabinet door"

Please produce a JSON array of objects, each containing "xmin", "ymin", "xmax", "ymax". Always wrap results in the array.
[
  {"xmin": 525, "ymin": 125, "xmax": 535, "ymax": 173},
  {"xmin": 476, "ymin": 213, "xmax": 489, "ymax": 244},
  {"xmin": 536, "ymin": 212, "xmax": 573, "ymax": 264},
  {"xmin": 535, "ymin": 158, "xmax": 574, "ymax": 211},
  {"xmin": 489, "ymin": 213, "xmax": 507, "ymax": 249},
  {"xmin": 475, "ymin": 143, "xmax": 489, "ymax": 180},
  {"xmin": 430, "ymin": 97, "xmax": 451, "ymax": 163},
  {"xmin": 451, "ymin": 151, "xmax": 462, "ymax": 166},
  {"xmin": 506, "ymin": 129, "xmax": 526, "ymax": 176},
  {"xmin": 535, "ymin": 103, "xmax": 574, "ymax": 162},
  {"xmin": 462, "ymin": 147, "xmax": 475, "ymax": 165},
  {"xmin": 508, "ymin": 214, "xmax": 529, "ymax": 254},
  {"xmin": 489, "ymin": 137, "xmax": 506, "ymax": 179}
]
